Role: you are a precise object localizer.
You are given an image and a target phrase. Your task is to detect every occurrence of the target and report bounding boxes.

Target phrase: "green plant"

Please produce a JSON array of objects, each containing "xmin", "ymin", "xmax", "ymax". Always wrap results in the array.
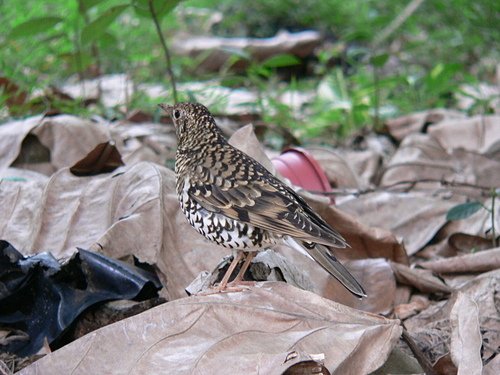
[{"xmin": 447, "ymin": 189, "xmax": 499, "ymax": 249}]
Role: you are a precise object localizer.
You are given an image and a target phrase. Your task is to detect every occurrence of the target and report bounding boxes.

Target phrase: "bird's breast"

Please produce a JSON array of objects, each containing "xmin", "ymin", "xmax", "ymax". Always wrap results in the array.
[{"xmin": 177, "ymin": 177, "xmax": 277, "ymax": 250}]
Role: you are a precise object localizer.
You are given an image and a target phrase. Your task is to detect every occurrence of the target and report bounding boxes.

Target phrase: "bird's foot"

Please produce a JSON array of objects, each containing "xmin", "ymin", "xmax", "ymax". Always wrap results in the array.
[
  {"xmin": 196, "ymin": 282, "xmax": 254, "ymax": 295},
  {"xmin": 216, "ymin": 280, "xmax": 256, "ymax": 293}
]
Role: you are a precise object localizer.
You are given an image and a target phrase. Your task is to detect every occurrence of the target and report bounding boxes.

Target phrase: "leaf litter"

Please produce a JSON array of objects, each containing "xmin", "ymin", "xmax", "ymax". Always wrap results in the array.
[{"xmin": 0, "ymin": 105, "xmax": 498, "ymax": 374}]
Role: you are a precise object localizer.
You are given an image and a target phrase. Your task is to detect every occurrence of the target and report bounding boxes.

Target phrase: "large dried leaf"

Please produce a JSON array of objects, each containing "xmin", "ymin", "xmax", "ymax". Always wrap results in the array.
[
  {"xmin": 381, "ymin": 132, "xmax": 500, "ymax": 197},
  {"xmin": 305, "ymin": 148, "xmax": 369, "ymax": 189},
  {"xmin": 428, "ymin": 115, "xmax": 500, "ymax": 154},
  {"xmin": 450, "ymin": 292, "xmax": 482, "ymax": 375},
  {"xmin": 0, "ymin": 115, "xmax": 110, "ymax": 175},
  {"xmin": 109, "ymin": 121, "xmax": 177, "ymax": 165},
  {"xmin": 172, "ymin": 30, "xmax": 322, "ymax": 72},
  {"xmin": 19, "ymin": 283, "xmax": 402, "ymax": 375},
  {"xmin": 279, "ymin": 246, "xmax": 397, "ymax": 313},
  {"xmin": 339, "ymin": 192, "xmax": 456, "ymax": 255},
  {"xmin": 0, "ymin": 161, "xmax": 228, "ymax": 302},
  {"xmin": 384, "ymin": 109, "xmax": 465, "ymax": 142},
  {"xmin": 405, "ymin": 270, "xmax": 500, "ymax": 365},
  {"xmin": 0, "ymin": 116, "xmax": 43, "ymax": 170}
]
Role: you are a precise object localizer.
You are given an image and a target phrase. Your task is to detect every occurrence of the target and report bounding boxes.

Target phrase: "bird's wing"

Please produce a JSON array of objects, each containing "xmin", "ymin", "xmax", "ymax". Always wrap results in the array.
[{"xmin": 187, "ymin": 148, "xmax": 347, "ymax": 248}]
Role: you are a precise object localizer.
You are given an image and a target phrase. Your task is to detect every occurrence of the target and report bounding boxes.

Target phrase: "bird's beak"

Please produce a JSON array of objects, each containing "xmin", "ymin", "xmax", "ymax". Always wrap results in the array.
[{"xmin": 158, "ymin": 103, "xmax": 173, "ymax": 117}]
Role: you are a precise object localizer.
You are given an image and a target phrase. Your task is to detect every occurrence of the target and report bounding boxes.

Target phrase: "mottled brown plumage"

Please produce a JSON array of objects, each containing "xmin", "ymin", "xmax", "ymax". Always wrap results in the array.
[{"xmin": 160, "ymin": 102, "xmax": 366, "ymax": 297}]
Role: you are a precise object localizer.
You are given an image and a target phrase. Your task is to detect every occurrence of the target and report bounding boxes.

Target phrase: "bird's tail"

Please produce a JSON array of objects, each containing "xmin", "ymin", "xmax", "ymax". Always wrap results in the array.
[{"xmin": 303, "ymin": 242, "xmax": 367, "ymax": 298}]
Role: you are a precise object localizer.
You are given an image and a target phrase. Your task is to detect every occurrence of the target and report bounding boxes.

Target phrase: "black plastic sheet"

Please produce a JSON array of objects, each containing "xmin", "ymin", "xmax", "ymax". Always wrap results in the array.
[{"xmin": 0, "ymin": 240, "xmax": 161, "ymax": 356}]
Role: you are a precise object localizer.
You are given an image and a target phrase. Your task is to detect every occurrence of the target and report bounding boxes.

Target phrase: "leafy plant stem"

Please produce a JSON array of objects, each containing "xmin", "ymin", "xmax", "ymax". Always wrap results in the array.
[
  {"xmin": 77, "ymin": 0, "xmax": 102, "ymax": 99},
  {"xmin": 373, "ymin": 66, "xmax": 380, "ymax": 130},
  {"xmin": 148, "ymin": 0, "xmax": 178, "ymax": 103}
]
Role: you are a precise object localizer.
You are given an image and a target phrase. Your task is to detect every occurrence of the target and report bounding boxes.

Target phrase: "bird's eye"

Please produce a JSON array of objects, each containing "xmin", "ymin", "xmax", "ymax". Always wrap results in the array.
[{"xmin": 173, "ymin": 110, "xmax": 181, "ymax": 119}]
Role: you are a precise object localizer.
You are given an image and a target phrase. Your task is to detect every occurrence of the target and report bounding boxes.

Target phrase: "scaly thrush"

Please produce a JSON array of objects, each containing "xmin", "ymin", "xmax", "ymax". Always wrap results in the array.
[{"xmin": 160, "ymin": 102, "xmax": 366, "ymax": 297}]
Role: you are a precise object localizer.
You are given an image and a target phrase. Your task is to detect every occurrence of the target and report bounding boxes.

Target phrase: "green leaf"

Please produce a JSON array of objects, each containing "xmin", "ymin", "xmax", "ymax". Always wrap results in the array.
[
  {"xmin": 262, "ymin": 54, "xmax": 301, "ymax": 69},
  {"xmin": 9, "ymin": 16, "xmax": 63, "ymax": 38},
  {"xmin": 370, "ymin": 53, "xmax": 389, "ymax": 68},
  {"xmin": 133, "ymin": 0, "xmax": 182, "ymax": 19},
  {"xmin": 446, "ymin": 201, "xmax": 483, "ymax": 221},
  {"xmin": 80, "ymin": 0, "xmax": 104, "ymax": 12},
  {"xmin": 81, "ymin": 4, "xmax": 129, "ymax": 45},
  {"xmin": 97, "ymin": 31, "xmax": 119, "ymax": 49}
]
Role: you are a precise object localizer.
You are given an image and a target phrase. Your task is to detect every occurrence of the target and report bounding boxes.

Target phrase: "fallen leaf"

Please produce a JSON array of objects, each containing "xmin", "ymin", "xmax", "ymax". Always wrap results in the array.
[
  {"xmin": 172, "ymin": 30, "xmax": 322, "ymax": 73},
  {"xmin": 380, "ymin": 132, "xmax": 500, "ymax": 199},
  {"xmin": 450, "ymin": 292, "xmax": 482, "ymax": 375},
  {"xmin": 339, "ymin": 192, "xmax": 456, "ymax": 255},
  {"xmin": 394, "ymin": 294, "xmax": 430, "ymax": 320},
  {"xmin": 429, "ymin": 115, "xmax": 500, "ymax": 154},
  {"xmin": 70, "ymin": 142, "xmax": 124, "ymax": 176},
  {"xmin": 18, "ymin": 283, "xmax": 402, "ymax": 375},
  {"xmin": 418, "ymin": 247, "xmax": 500, "ymax": 274},
  {"xmin": 405, "ymin": 270, "xmax": 500, "ymax": 365},
  {"xmin": 391, "ymin": 262, "xmax": 452, "ymax": 294},
  {"xmin": 384, "ymin": 109, "xmax": 465, "ymax": 142}
]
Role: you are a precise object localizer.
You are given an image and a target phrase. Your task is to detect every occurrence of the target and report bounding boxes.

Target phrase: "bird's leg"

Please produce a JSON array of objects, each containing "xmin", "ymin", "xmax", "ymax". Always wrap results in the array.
[
  {"xmin": 217, "ymin": 250, "xmax": 245, "ymax": 292},
  {"xmin": 230, "ymin": 251, "xmax": 256, "ymax": 284}
]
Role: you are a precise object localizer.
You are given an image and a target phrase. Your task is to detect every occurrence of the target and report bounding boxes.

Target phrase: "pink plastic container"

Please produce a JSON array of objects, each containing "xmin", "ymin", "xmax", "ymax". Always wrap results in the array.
[{"xmin": 271, "ymin": 147, "xmax": 334, "ymax": 204}]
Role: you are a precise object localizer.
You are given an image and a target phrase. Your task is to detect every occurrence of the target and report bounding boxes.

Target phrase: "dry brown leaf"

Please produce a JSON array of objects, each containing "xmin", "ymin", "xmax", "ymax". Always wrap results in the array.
[
  {"xmin": 394, "ymin": 294, "xmax": 430, "ymax": 320},
  {"xmin": 0, "ymin": 115, "xmax": 111, "ymax": 175},
  {"xmin": 393, "ymin": 285, "xmax": 412, "ymax": 306},
  {"xmin": 433, "ymin": 354, "xmax": 457, "ymax": 375},
  {"xmin": 0, "ymin": 161, "xmax": 227, "ymax": 301},
  {"xmin": 279, "ymin": 248, "xmax": 397, "ymax": 313},
  {"xmin": 109, "ymin": 120, "xmax": 177, "ymax": 165},
  {"xmin": 18, "ymin": 283, "xmax": 402, "ymax": 375},
  {"xmin": 303, "ymin": 194, "xmax": 408, "ymax": 265},
  {"xmin": 172, "ymin": 30, "xmax": 322, "ymax": 73},
  {"xmin": 384, "ymin": 109, "xmax": 465, "ymax": 142},
  {"xmin": 380, "ymin": 132, "xmax": 500, "ymax": 197},
  {"xmin": 390, "ymin": 262, "xmax": 452, "ymax": 294},
  {"xmin": 0, "ymin": 116, "xmax": 43, "ymax": 170},
  {"xmin": 0, "ymin": 163, "xmax": 164, "ymax": 260},
  {"xmin": 483, "ymin": 354, "xmax": 500, "ymax": 375},
  {"xmin": 450, "ymin": 292, "xmax": 482, "ymax": 375},
  {"xmin": 307, "ymin": 148, "xmax": 366, "ymax": 188},
  {"xmin": 418, "ymin": 247, "xmax": 500, "ymax": 274},
  {"xmin": 0, "ymin": 76, "xmax": 28, "ymax": 110},
  {"xmin": 428, "ymin": 115, "xmax": 500, "ymax": 154},
  {"xmin": 405, "ymin": 270, "xmax": 500, "ymax": 365},
  {"xmin": 448, "ymin": 233, "xmax": 493, "ymax": 253},
  {"xmin": 69, "ymin": 142, "xmax": 124, "ymax": 176},
  {"xmin": 339, "ymin": 192, "xmax": 456, "ymax": 255}
]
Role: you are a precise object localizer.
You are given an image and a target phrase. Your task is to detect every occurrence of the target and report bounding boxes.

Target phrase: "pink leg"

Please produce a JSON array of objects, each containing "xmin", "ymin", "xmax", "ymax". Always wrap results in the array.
[
  {"xmin": 217, "ymin": 251, "xmax": 245, "ymax": 292},
  {"xmin": 231, "ymin": 251, "xmax": 256, "ymax": 283}
]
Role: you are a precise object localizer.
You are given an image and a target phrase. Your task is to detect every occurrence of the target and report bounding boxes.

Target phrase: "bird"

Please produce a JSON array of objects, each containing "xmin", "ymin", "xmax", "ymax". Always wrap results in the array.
[{"xmin": 159, "ymin": 102, "xmax": 366, "ymax": 298}]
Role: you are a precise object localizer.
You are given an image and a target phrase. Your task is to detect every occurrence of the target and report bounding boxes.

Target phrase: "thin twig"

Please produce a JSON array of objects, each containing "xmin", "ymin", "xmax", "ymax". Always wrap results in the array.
[
  {"xmin": 148, "ymin": 0, "xmax": 178, "ymax": 103},
  {"xmin": 308, "ymin": 178, "xmax": 495, "ymax": 197}
]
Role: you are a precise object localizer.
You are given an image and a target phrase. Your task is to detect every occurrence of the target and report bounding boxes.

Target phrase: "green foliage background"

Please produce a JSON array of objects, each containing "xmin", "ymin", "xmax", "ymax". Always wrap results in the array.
[{"xmin": 0, "ymin": 0, "xmax": 498, "ymax": 137}]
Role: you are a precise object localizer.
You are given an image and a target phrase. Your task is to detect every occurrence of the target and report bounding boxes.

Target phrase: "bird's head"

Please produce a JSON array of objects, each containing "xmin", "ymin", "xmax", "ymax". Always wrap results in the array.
[{"xmin": 159, "ymin": 102, "xmax": 222, "ymax": 151}]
